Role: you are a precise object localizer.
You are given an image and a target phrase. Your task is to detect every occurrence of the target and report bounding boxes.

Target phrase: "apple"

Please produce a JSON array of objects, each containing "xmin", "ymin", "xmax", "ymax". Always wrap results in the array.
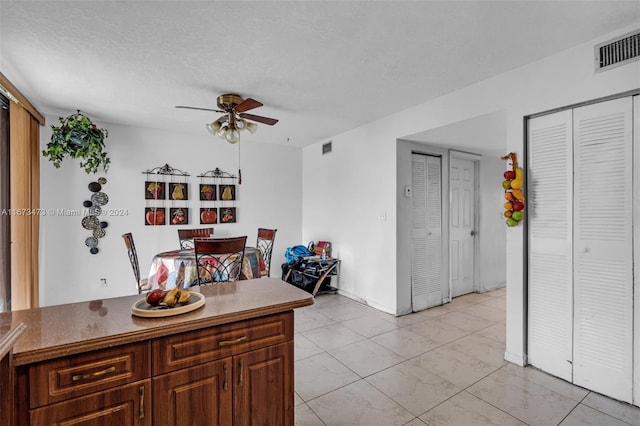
[
  {"xmin": 504, "ymin": 210, "xmax": 512, "ymax": 218},
  {"xmin": 146, "ymin": 289, "xmax": 166, "ymax": 306},
  {"xmin": 512, "ymin": 201, "xmax": 524, "ymax": 211},
  {"xmin": 504, "ymin": 201, "xmax": 513, "ymax": 210},
  {"xmin": 502, "ymin": 180, "xmax": 511, "ymax": 189},
  {"xmin": 504, "ymin": 191, "xmax": 514, "ymax": 201},
  {"xmin": 504, "ymin": 170, "xmax": 515, "ymax": 180},
  {"xmin": 512, "ymin": 211, "xmax": 524, "ymax": 221},
  {"xmin": 506, "ymin": 218, "xmax": 518, "ymax": 227}
]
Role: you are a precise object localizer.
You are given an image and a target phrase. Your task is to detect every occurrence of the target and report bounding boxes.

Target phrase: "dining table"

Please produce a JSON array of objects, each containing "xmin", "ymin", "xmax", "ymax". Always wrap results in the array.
[{"xmin": 147, "ymin": 246, "xmax": 264, "ymax": 290}]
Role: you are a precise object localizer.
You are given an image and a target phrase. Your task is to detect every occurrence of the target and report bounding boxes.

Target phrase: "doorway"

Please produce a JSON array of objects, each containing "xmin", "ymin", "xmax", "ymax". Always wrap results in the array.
[
  {"xmin": 449, "ymin": 154, "xmax": 478, "ymax": 297},
  {"xmin": 410, "ymin": 153, "xmax": 443, "ymax": 311}
]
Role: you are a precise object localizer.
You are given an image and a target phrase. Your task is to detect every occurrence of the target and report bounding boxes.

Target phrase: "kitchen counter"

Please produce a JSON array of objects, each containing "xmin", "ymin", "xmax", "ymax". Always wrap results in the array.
[{"xmin": 0, "ymin": 277, "xmax": 314, "ymax": 366}]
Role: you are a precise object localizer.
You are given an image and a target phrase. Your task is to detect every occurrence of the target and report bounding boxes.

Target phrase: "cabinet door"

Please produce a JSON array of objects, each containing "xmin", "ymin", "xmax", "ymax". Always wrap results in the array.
[
  {"xmin": 153, "ymin": 358, "xmax": 232, "ymax": 426},
  {"xmin": 573, "ymin": 97, "xmax": 633, "ymax": 403},
  {"xmin": 233, "ymin": 342, "xmax": 293, "ymax": 426},
  {"xmin": 527, "ymin": 109, "xmax": 574, "ymax": 382},
  {"xmin": 29, "ymin": 380, "xmax": 151, "ymax": 426}
]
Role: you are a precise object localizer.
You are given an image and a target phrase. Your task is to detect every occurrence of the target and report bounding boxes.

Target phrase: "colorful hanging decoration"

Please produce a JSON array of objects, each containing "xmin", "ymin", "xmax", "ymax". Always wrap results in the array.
[{"xmin": 500, "ymin": 152, "xmax": 525, "ymax": 227}]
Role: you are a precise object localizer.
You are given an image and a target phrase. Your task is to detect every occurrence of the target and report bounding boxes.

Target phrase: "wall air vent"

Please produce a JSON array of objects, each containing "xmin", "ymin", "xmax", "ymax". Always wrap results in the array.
[
  {"xmin": 322, "ymin": 141, "xmax": 332, "ymax": 155},
  {"xmin": 595, "ymin": 29, "xmax": 640, "ymax": 72}
]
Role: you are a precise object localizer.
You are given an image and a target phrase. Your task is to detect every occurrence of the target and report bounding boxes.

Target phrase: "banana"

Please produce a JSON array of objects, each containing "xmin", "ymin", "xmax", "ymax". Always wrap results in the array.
[
  {"xmin": 511, "ymin": 167, "xmax": 524, "ymax": 189},
  {"xmin": 178, "ymin": 290, "xmax": 190, "ymax": 304},
  {"xmin": 163, "ymin": 287, "xmax": 180, "ymax": 307}
]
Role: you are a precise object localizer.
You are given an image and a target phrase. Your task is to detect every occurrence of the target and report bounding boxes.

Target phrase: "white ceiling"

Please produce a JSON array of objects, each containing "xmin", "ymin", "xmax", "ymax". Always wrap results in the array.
[{"xmin": 1, "ymin": 1, "xmax": 639, "ymax": 148}]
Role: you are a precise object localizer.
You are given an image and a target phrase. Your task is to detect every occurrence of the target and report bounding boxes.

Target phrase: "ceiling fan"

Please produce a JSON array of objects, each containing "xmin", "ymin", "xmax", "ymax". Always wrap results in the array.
[{"xmin": 175, "ymin": 93, "xmax": 279, "ymax": 144}]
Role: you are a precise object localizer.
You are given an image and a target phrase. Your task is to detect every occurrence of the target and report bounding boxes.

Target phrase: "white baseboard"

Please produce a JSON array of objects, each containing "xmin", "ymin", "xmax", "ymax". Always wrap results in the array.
[{"xmin": 504, "ymin": 350, "xmax": 527, "ymax": 366}]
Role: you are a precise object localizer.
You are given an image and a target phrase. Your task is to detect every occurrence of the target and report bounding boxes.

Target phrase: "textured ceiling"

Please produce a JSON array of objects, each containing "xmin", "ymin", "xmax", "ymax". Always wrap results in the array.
[{"xmin": 1, "ymin": 1, "xmax": 639, "ymax": 147}]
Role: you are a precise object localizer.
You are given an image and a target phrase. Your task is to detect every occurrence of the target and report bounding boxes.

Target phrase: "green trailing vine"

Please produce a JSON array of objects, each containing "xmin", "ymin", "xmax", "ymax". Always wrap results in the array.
[{"xmin": 43, "ymin": 110, "xmax": 110, "ymax": 174}]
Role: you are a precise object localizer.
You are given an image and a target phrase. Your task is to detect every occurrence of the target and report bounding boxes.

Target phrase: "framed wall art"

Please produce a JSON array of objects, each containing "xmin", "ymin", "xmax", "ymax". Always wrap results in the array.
[
  {"xmin": 169, "ymin": 182, "xmax": 188, "ymax": 201},
  {"xmin": 145, "ymin": 181, "xmax": 165, "ymax": 200},
  {"xmin": 220, "ymin": 207, "xmax": 237, "ymax": 224},
  {"xmin": 199, "ymin": 208, "xmax": 218, "ymax": 224},
  {"xmin": 170, "ymin": 207, "xmax": 189, "ymax": 225},
  {"xmin": 145, "ymin": 207, "xmax": 166, "ymax": 226},
  {"xmin": 199, "ymin": 184, "xmax": 217, "ymax": 201}
]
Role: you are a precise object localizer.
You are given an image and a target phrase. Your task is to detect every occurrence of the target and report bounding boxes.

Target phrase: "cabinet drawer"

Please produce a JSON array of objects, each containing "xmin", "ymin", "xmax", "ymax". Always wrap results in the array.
[
  {"xmin": 153, "ymin": 311, "xmax": 293, "ymax": 375},
  {"xmin": 28, "ymin": 342, "xmax": 150, "ymax": 408},
  {"xmin": 30, "ymin": 379, "xmax": 151, "ymax": 426}
]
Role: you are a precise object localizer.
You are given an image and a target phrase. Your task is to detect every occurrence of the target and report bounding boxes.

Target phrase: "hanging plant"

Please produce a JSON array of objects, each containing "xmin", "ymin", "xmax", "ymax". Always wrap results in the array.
[{"xmin": 43, "ymin": 110, "xmax": 110, "ymax": 174}]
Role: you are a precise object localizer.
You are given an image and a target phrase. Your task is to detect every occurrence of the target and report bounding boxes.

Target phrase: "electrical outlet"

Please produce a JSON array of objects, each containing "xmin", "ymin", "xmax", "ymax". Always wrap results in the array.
[{"xmin": 100, "ymin": 278, "xmax": 107, "ymax": 287}]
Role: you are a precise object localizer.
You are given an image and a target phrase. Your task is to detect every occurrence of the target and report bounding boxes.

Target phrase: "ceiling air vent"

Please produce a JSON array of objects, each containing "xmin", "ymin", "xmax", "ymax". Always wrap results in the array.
[
  {"xmin": 322, "ymin": 141, "xmax": 332, "ymax": 155},
  {"xmin": 595, "ymin": 29, "xmax": 640, "ymax": 72}
]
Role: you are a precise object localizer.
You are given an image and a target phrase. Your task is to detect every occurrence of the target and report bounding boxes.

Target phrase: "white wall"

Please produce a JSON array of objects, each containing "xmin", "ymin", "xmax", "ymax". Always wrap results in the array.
[
  {"xmin": 39, "ymin": 121, "xmax": 302, "ymax": 306},
  {"xmin": 302, "ymin": 23, "xmax": 640, "ymax": 366}
]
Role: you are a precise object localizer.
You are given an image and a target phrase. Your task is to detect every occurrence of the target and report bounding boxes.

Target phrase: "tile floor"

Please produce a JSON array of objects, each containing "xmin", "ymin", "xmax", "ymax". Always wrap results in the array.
[{"xmin": 293, "ymin": 288, "xmax": 640, "ymax": 426}]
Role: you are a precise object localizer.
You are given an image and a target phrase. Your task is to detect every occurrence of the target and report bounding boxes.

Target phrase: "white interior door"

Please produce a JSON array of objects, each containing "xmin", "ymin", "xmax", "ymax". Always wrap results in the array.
[
  {"xmin": 572, "ymin": 97, "xmax": 633, "ymax": 403},
  {"xmin": 450, "ymin": 157, "xmax": 475, "ymax": 297},
  {"xmin": 527, "ymin": 109, "xmax": 574, "ymax": 382},
  {"xmin": 411, "ymin": 153, "xmax": 443, "ymax": 311}
]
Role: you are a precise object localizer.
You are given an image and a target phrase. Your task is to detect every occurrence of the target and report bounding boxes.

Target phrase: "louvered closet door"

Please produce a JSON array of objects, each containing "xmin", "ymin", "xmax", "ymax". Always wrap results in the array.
[
  {"xmin": 411, "ymin": 154, "xmax": 443, "ymax": 311},
  {"xmin": 573, "ymin": 97, "xmax": 633, "ymax": 402},
  {"xmin": 527, "ymin": 109, "xmax": 574, "ymax": 382}
]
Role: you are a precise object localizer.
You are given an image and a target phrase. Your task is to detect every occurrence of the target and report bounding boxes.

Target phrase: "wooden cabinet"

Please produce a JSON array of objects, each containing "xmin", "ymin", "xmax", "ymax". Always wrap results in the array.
[
  {"xmin": 17, "ymin": 311, "xmax": 294, "ymax": 425},
  {"xmin": 29, "ymin": 380, "xmax": 151, "ymax": 426},
  {"xmin": 153, "ymin": 312, "xmax": 293, "ymax": 426},
  {"xmin": 153, "ymin": 358, "xmax": 232, "ymax": 426},
  {"xmin": 23, "ymin": 341, "xmax": 151, "ymax": 425},
  {"xmin": 233, "ymin": 342, "xmax": 293, "ymax": 426}
]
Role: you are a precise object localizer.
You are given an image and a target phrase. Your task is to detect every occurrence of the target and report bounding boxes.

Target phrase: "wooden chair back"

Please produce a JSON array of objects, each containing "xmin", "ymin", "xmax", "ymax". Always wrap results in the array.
[
  {"xmin": 194, "ymin": 236, "xmax": 247, "ymax": 284},
  {"xmin": 256, "ymin": 228, "xmax": 277, "ymax": 277},
  {"xmin": 122, "ymin": 233, "xmax": 149, "ymax": 293},
  {"xmin": 178, "ymin": 227, "xmax": 214, "ymax": 249}
]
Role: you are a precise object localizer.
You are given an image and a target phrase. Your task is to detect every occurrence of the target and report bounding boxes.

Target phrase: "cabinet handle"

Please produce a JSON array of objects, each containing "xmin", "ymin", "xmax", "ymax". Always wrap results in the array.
[
  {"xmin": 139, "ymin": 385, "xmax": 145, "ymax": 419},
  {"xmin": 223, "ymin": 363, "xmax": 228, "ymax": 391},
  {"xmin": 219, "ymin": 336, "xmax": 248, "ymax": 346},
  {"xmin": 71, "ymin": 366, "xmax": 116, "ymax": 382},
  {"xmin": 238, "ymin": 360, "xmax": 244, "ymax": 387}
]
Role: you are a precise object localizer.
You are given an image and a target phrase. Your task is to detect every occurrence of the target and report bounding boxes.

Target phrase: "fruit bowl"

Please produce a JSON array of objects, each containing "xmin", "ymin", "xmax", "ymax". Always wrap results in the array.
[{"xmin": 131, "ymin": 292, "xmax": 205, "ymax": 318}]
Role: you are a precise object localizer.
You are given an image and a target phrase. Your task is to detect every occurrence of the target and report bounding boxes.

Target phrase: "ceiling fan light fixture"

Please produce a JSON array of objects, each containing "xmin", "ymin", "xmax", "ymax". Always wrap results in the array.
[
  {"xmin": 206, "ymin": 121, "xmax": 222, "ymax": 136},
  {"xmin": 225, "ymin": 128, "xmax": 240, "ymax": 144},
  {"xmin": 245, "ymin": 121, "xmax": 258, "ymax": 134}
]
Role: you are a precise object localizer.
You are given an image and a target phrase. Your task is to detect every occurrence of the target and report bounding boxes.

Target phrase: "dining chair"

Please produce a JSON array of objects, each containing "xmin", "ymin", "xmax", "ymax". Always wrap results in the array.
[
  {"xmin": 122, "ymin": 233, "xmax": 149, "ymax": 294},
  {"xmin": 178, "ymin": 227, "xmax": 214, "ymax": 249},
  {"xmin": 256, "ymin": 228, "xmax": 277, "ymax": 277},
  {"xmin": 194, "ymin": 236, "xmax": 247, "ymax": 284}
]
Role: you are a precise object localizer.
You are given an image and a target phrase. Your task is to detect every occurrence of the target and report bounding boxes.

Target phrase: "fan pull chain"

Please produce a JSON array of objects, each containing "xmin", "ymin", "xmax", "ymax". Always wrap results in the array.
[{"xmin": 238, "ymin": 140, "xmax": 242, "ymax": 184}]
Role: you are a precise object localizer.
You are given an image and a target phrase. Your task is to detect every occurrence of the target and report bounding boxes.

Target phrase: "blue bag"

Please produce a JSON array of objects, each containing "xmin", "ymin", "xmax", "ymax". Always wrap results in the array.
[{"xmin": 285, "ymin": 245, "xmax": 312, "ymax": 263}]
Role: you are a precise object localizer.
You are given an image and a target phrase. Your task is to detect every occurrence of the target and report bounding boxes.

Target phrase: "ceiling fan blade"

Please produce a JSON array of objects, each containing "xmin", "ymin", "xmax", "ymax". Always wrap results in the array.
[
  {"xmin": 216, "ymin": 115, "xmax": 228, "ymax": 123},
  {"xmin": 239, "ymin": 113, "xmax": 278, "ymax": 126},
  {"xmin": 234, "ymin": 98, "xmax": 263, "ymax": 113},
  {"xmin": 175, "ymin": 105, "xmax": 225, "ymax": 113}
]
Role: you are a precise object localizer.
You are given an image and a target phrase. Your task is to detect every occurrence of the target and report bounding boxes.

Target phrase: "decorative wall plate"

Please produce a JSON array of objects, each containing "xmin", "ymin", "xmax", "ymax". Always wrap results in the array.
[
  {"xmin": 81, "ymin": 215, "xmax": 99, "ymax": 230},
  {"xmin": 85, "ymin": 237, "xmax": 98, "ymax": 247},
  {"xmin": 91, "ymin": 192, "xmax": 109, "ymax": 206},
  {"xmin": 93, "ymin": 228, "xmax": 106, "ymax": 238},
  {"xmin": 88, "ymin": 182, "xmax": 102, "ymax": 192}
]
